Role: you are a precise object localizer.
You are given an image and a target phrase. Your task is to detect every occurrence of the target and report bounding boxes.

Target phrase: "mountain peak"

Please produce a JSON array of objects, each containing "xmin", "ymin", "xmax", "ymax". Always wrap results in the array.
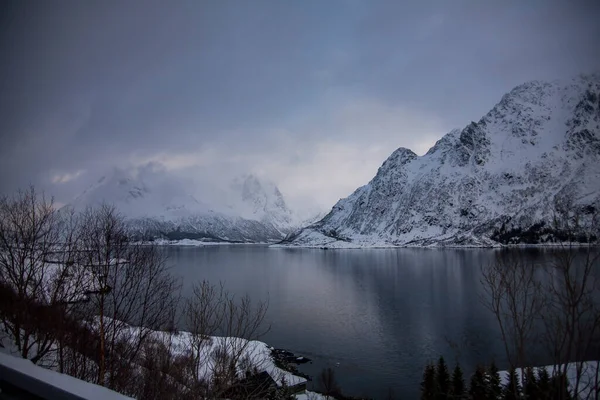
[
  {"xmin": 386, "ymin": 147, "xmax": 417, "ymax": 165},
  {"xmin": 285, "ymin": 73, "xmax": 600, "ymax": 248},
  {"xmin": 230, "ymin": 174, "xmax": 293, "ymax": 229}
]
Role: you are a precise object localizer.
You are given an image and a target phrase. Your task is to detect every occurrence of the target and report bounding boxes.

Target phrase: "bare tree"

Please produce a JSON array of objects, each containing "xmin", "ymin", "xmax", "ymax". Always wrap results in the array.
[
  {"xmin": 133, "ymin": 334, "xmax": 201, "ymax": 400},
  {"xmin": 185, "ymin": 280, "xmax": 227, "ymax": 376},
  {"xmin": 480, "ymin": 251, "xmax": 545, "ymax": 378},
  {"xmin": 541, "ymin": 205, "xmax": 600, "ymax": 399},
  {"xmin": 0, "ymin": 191, "xmax": 103, "ymax": 379},
  {"xmin": 211, "ymin": 293, "xmax": 270, "ymax": 398},
  {"xmin": 184, "ymin": 279, "xmax": 270, "ymax": 398},
  {"xmin": 319, "ymin": 367, "xmax": 341, "ymax": 399},
  {"xmin": 481, "ymin": 206, "xmax": 600, "ymax": 399},
  {"xmin": 44, "ymin": 207, "xmax": 97, "ymax": 371},
  {"xmin": 540, "ymin": 246, "xmax": 600, "ymax": 398},
  {"xmin": 78, "ymin": 204, "xmax": 181, "ymax": 392},
  {"xmin": 0, "ymin": 187, "xmax": 62, "ymax": 362}
]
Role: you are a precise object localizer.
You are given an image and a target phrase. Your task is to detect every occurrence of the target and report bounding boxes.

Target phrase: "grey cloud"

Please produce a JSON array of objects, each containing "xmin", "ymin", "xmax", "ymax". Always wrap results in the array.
[
  {"xmin": 342, "ymin": 1, "xmax": 600, "ymax": 124},
  {"xmin": 0, "ymin": 0, "xmax": 598, "ymax": 211}
]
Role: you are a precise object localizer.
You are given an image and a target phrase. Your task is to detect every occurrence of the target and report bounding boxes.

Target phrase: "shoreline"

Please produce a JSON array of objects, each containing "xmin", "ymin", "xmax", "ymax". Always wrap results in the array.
[
  {"xmin": 271, "ymin": 242, "xmax": 599, "ymax": 250},
  {"xmin": 138, "ymin": 239, "xmax": 273, "ymax": 246},
  {"xmin": 138, "ymin": 237, "xmax": 599, "ymax": 250}
]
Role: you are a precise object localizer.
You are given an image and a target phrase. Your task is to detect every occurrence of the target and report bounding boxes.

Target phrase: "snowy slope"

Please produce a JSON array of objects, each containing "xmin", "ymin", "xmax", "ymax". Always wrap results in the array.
[
  {"xmin": 68, "ymin": 168, "xmax": 297, "ymax": 243},
  {"xmin": 284, "ymin": 73, "xmax": 600, "ymax": 248}
]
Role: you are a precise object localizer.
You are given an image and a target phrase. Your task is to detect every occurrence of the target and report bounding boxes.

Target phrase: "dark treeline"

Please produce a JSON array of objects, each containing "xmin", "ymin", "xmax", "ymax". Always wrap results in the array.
[{"xmin": 420, "ymin": 357, "xmax": 574, "ymax": 400}]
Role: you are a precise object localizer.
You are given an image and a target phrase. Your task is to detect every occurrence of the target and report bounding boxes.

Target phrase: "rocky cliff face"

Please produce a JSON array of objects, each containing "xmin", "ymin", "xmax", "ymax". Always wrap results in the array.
[{"xmin": 284, "ymin": 74, "xmax": 600, "ymax": 247}]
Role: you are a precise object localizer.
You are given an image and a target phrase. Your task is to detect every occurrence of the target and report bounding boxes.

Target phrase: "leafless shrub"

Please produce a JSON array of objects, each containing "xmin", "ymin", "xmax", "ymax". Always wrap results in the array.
[
  {"xmin": 185, "ymin": 280, "xmax": 225, "ymax": 376},
  {"xmin": 319, "ymin": 367, "xmax": 341, "ymax": 399},
  {"xmin": 481, "ymin": 251, "xmax": 545, "ymax": 375},
  {"xmin": 481, "ymin": 208, "xmax": 600, "ymax": 399},
  {"xmin": 540, "ymin": 245, "xmax": 600, "ymax": 398},
  {"xmin": 184, "ymin": 279, "xmax": 270, "ymax": 398},
  {"xmin": 133, "ymin": 336, "xmax": 200, "ymax": 400}
]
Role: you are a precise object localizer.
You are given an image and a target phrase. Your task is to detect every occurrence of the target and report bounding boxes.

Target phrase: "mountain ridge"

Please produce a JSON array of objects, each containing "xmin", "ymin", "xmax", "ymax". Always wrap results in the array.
[
  {"xmin": 282, "ymin": 73, "xmax": 600, "ymax": 248},
  {"xmin": 67, "ymin": 167, "xmax": 300, "ymax": 243}
]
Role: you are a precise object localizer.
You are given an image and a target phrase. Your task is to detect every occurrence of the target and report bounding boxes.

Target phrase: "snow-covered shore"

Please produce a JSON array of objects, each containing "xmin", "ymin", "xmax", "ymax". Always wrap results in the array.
[
  {"xmin": 148, "ymin": 238, "xmax": 269, "ymax": 246},
  {"xmin": 4, "ymin": 318, "xmax": 597, "ymax": 399},
  {"xmin": 0, "ymin": 318, "xmax": 312, "ymax": 397},
  {"xmin": 272, "ymin": 236, "xmax": 597, "ymax": 250},
  {"xmin": 273, "ymin": 224, "xmax": 598, "ymax": 249},
  {"xmin": 131, "ymin": 327, "xmax": 307, "ymax": 388},
  {"xmin": 141, "ymin": 232, "xmax": 597, "ymax": 250}
]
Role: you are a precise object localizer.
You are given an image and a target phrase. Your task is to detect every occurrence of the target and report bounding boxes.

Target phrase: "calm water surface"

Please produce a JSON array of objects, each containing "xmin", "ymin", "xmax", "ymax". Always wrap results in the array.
[{"xmin": 164, "ymin": 245, "xmax": 566, "ymax": 399}]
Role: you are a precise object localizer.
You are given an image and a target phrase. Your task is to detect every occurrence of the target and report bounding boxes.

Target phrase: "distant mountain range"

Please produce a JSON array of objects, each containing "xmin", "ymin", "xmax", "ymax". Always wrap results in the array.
[
  {"xmin": 282, "ymin": 73, "xmax": 600, "ymax": 247},
  {"xmin": 69, "ymin": 168, "xmax": 303, "ymax": 243}
]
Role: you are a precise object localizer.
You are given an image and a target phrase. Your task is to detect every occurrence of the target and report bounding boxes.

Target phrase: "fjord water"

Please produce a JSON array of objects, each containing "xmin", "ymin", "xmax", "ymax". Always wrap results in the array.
[{"xmin": 165, "ymin": 245, "xmax": 559, "ymax": 399}]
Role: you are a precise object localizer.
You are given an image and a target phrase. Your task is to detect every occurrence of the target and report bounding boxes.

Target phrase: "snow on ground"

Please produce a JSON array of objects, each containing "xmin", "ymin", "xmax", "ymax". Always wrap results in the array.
[
  {"xmin": 274, "ymin": 227, "xmax": 596, "ymax": 249},
  {"xmin": 149, "ymin": 238, "xmax": 269, "ymax": 246},
  {"xmin": 0, "ymin": 327, "xmax": 22, "ymax": 357},
  {"xmin": 273, "ymin": 229, "xmax": 399, "ymax": 249},
  {"xmin": 0, "ymin": 351, "xmax": 132, "ymax": 400},
  {"xmin": 2, "ymin": 317, "xmax": 308, "ymax": 396},
  {"xmin": 295, "ymin": 390, "xmax": 329, "ymax": 399},
  {"xmin": 5, "ymin": 314, "xmax": 597, "ymax": 400},
  {"xmin": 499, "ymin": 361, "xmax": 599, "ymax": 399},
  {"xmin": 89, "ymin": 318, "xmax": 307, "ymax": 388},
  {"xmin": 143, "ymin": 328, "xmax": 307, "ymax": 387}
]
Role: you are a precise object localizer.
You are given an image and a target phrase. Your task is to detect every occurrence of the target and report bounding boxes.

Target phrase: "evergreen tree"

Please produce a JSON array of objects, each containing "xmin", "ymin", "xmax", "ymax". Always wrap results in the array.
[
  {"xmin": 386, "ymin": 387, "xmax": 396, "ymax": 400},
  {"xmin": 469, "ymin": 366, "xmax": 488, "ymax": 400},
  {"xmin": 502, "ymin": 367, "xmax": 522, "ymax": 400},
  {"xmin": 537, "ymin": 368, "xmax": 551, "ymax": 399},
  {"xmin": 549, "ymin": 372, "xmax": 572, "ymax": 400},
  {"xmin": 450, "ymin": 363, "xmax": 465, "ymax": 399},
  {"xmin": 421, "ymin": 363, "xmax": 437, "ymax": 400},
  {"xmin": 488, "ymin": 361, "xmax": 502, "ymax": 400},
  {"xmin": 523, "ymin": 366, "xmax": 538, "ymax": 399},
  {"xmin": 436, "ymin": 356, "xmax": 451, "ymax": 400}
]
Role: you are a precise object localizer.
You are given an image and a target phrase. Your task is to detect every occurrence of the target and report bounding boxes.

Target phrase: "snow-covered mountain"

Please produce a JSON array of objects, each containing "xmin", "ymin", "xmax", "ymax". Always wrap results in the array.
[
  {"xmin": 283, "ymin": 73, "xmax": 600, "ymax": 248},
  {"xmin": 69, "ymin": 167, "xmax": 297, "ymax": 243},
  {"xmin": 229, "ymin": 174, "xmax": 295, "ymax": 231}
]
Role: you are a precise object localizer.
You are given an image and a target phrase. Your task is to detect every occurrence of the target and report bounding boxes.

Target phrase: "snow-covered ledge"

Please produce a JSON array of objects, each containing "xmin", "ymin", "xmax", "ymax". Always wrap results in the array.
[{"xmin": 0, "ymin": 351, "xmax": 132, "ymax": 400}]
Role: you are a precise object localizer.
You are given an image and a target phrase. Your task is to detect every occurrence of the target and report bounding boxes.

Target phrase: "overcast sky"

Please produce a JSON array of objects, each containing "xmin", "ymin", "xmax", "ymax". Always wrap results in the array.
[{"xmin": 1, "ymin": 0, "xmax": 599, "ymax": 213}]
